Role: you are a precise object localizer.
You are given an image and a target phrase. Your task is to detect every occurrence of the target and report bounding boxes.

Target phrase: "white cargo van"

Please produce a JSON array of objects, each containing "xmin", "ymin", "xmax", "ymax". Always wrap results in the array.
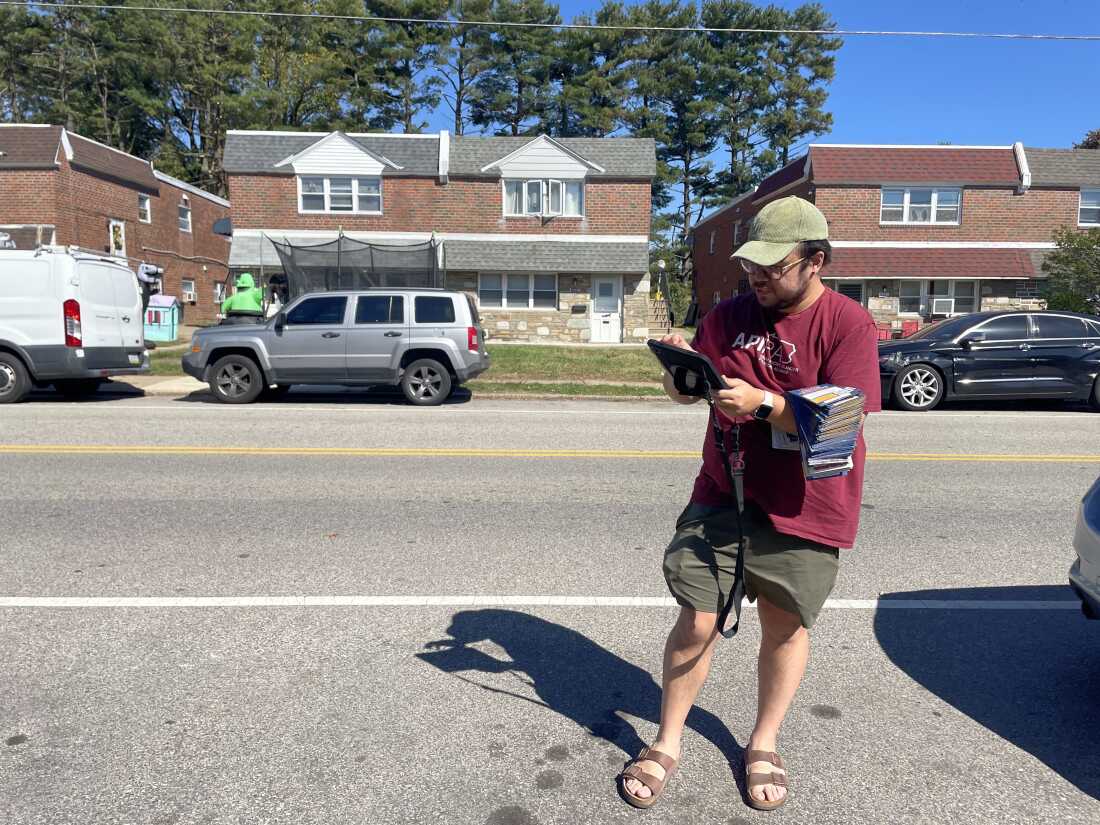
[{"xmin": 0, "ymin": 247, "xmax": 149, "ymax": 403}]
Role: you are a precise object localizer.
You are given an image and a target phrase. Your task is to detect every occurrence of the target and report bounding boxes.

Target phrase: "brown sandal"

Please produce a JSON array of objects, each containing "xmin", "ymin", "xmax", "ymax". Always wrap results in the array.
[
  {"xmin": 744, "ymin": 749, "xmax": 789, "ymax": 811},
  {"xmin": 616, "ymin": 745, "xmax": 679, "ymax": 809}
]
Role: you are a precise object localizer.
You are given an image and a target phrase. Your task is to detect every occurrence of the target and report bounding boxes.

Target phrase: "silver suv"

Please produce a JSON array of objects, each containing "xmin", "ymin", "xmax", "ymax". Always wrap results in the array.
[{"xmin": 182, "ymin": 289, "xmax": 489, "ymax": 405}]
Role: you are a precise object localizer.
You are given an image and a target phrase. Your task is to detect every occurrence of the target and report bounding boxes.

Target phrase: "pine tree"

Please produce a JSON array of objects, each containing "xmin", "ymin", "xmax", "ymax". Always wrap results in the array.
[
  {"xmin": 439, "ymin": 0, "xmax": 494, "ymax": 135},
  {"xmin": 470, "ymin": 0, "xmax": 560, "ymax": 136},
  {"xmin": 363, "ymin": 0, "xmax": 450, "ymax": 133}
]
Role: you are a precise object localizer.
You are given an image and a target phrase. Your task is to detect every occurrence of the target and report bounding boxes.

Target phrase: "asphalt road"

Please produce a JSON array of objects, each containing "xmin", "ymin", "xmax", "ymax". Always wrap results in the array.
[{"xmin": 1, "ymin": 395, "xmax": 1099, "ymax": 825}]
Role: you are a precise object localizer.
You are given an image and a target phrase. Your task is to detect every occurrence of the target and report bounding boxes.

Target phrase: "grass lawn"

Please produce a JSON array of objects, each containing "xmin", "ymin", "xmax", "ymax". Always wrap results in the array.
[
  {"xmin": 483, "ymin": 344, "xmax": 665, "ymax": 383},
  {"xmin": 467, "ymin": 380, "xmax": 665, "ymax": 397},
  {"xmin": 146, "ymin": 342, "xmax": 674, "ymax": 390}
]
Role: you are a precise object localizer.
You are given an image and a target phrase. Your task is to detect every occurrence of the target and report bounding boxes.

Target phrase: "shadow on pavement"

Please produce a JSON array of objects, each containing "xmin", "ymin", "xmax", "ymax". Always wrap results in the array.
[
  {"xmin": 417, "ymin": 609, "xmax": 742, "ymax": 768},
  {"xmin": 874, "ymin": 585, "xmax": 1100, "ymax": 800},
  {"xmin": 172, "ymin": 386, "xmax": 473, "ymax": 406}
]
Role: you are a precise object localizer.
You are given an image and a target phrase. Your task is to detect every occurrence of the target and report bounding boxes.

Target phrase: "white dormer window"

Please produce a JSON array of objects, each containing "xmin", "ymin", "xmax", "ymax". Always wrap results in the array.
[
  {"xmin": 1080, "ymin": 189, "xmax": 1100, "ymax": 226},
  {"xmin": 178, "ymin": 196, "xmax": 192, "ymax": 233},
  {"xmin": 503, "ymin": 179, "xmax": 583, "ymax": 217},
  {"xmin": 299, "ymin": 176, "xmax": 383, "ymax": 214}
]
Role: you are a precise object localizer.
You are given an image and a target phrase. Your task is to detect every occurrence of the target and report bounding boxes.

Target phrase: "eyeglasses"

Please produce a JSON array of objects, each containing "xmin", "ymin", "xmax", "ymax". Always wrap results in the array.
[{"xmin": 739, "ymin": 256, "xmax": 808, "ymax": 280}]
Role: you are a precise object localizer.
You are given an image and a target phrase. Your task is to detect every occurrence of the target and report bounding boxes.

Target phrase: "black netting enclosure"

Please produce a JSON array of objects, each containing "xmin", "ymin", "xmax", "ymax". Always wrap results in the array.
[{"xmin": 269, "ymin": 234, "xmax": 443, "ymax": 300}]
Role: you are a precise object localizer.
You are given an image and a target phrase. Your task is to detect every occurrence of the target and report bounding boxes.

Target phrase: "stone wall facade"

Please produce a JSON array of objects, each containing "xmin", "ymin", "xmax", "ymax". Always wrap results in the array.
[{"xmin": 445, "ymin": 271, "xmax": 651, "ymax": 343}]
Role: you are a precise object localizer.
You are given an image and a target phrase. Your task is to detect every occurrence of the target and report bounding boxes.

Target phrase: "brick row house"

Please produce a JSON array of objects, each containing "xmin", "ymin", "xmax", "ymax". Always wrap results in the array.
[
  {"xmin": 692, "ymin": 143, "xmax": 1100, "ymax": 329},
  {"xmin": 223, "ymin": 130, "xmax": 657, "ymax": 343},
  {"xmin": 0, "ymin": 124, "xmax": 231, "ymax": 324}
]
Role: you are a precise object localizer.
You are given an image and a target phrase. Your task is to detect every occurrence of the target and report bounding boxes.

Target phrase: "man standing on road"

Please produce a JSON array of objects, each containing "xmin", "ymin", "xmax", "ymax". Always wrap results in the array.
[{"xmin": 618, "ymin": 196, "xmax": 881, "ymax": 811}]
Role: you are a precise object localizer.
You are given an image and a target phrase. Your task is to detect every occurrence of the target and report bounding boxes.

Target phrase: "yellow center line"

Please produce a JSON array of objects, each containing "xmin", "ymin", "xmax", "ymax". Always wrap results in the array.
[{"xmin": 1, "ymin": 445, "xmax": 1099, "ymax": 462}]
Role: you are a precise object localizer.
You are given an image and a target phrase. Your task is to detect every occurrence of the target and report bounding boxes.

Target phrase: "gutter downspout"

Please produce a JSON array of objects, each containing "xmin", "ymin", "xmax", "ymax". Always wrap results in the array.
[
  {"xmin": 1013, "ymin": 141, "xmax": 1031, "ymax": 195},
  {"xmin": 438, "ymin": 129, "xmax": 450, "ymax": 185}
]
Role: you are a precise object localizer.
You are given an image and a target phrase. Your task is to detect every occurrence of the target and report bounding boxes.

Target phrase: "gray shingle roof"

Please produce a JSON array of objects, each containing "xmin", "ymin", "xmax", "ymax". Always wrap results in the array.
[
  {"xmin": 223, "ymin": 131, "xmax": 655, "ymax": 179},
  {"xmin": 1024, "ymin": 147, "xmax": 1100, "ymax": 187},
  {"xmin": 228, "ymin": 233, "xmax": 647, "ymax": 273},
  {"xmin": 223, "ymin": 132, "xmax": 440, "ymax": 176},
  {"xmin": 449, "ymin": 135, "xmax": 655, "ymax": 178},
  {"xmin": 443, "ymin": 239, "xmax": 648, "ymax": 272},
  {"xmin": 0, "ymin": 125, "xmax": 63, "ymax": 168}
]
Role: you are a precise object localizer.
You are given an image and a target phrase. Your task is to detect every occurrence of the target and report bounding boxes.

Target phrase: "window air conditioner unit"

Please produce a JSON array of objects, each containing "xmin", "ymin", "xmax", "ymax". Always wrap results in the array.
[
  {"xmin": 182, "ymin": 291, "xmax": 196, "ymax": 303},
  {"xmin": 931, "ymin": 297, "xmax": 955, "ymax": 316}
]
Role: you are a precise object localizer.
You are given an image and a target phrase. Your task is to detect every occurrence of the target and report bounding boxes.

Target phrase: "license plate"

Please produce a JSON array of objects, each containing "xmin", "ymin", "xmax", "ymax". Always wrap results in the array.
[{"xmin": 128, "ymin": 354, "xmax": 140, "ymax": 365}]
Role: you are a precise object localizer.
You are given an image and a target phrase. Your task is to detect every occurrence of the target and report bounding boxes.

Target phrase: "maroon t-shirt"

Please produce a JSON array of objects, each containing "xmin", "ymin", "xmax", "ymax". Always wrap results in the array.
[{"xmin": 689, "ymin": 288, "xmax": 882, "ymax": 549}]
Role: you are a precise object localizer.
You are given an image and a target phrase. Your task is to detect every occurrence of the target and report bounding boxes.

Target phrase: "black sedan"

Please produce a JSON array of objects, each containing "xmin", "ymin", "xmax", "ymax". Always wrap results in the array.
[{"xmin": 878, "ymin": 311, "xmax": 1100, "ymax": 411}]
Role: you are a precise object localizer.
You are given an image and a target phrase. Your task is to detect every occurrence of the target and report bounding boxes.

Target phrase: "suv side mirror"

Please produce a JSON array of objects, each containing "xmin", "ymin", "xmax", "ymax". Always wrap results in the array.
[{"xmin": 274, "ymin": 312, "xmax": 286, "ymax": 333}]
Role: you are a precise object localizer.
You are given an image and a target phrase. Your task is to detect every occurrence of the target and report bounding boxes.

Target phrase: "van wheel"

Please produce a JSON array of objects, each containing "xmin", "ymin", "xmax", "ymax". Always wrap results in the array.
[
  {"xmin": 54, "ymin": 379, "xmax": 104, "ymax": 399},
  {"xmin": 209, "ymin": 355, "xmax": 264, "ymax": 404},
  {"xmin": 401, "ymin": 359, "xmax": 452, "ymax": 406},
  {"xmin": 0, "ymin": 352, "xmax": 30, "ymax": 404}
]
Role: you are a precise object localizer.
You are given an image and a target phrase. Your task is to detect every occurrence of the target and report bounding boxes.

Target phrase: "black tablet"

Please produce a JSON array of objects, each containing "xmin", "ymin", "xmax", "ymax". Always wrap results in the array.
[{"xmin": 647, "ymin": 339, "xmax": 730, "ymax": 396}]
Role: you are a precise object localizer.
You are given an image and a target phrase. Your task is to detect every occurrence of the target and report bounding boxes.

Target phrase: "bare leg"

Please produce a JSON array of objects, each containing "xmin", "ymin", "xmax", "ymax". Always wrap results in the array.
[
  {"xmin": 746, "ymin": 595, "xmax": 808, "ymax": 804},
  {"xmin": 623, "ymin": 607, "xmax": 719, "ymax": 800}
]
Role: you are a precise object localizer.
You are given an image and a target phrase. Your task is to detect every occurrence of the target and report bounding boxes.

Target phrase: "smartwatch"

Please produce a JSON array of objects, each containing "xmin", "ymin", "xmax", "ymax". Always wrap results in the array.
[{"xmin": 752, "ymin": 390, "xmax": 775, "ymax": 421}]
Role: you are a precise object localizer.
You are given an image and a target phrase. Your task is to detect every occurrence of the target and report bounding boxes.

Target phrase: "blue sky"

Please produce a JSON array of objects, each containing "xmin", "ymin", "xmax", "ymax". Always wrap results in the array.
[{"xmin": 430, "ymin": 0, "xmax": 1100, "ymax": 149}]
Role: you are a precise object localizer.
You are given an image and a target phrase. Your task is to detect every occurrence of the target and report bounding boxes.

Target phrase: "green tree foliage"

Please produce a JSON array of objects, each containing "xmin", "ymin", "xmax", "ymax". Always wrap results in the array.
[
  {"xmin": 439, "ymin": 0, "xmax": 493, "ymax": 135},
  {"xmin": 1076, "ymin": 129, "xmax": 1100, "ymax": 150},
  {"xmin": 470, "ymin": 0, "xmax": 561, "ymax": 135},
  {"xmin": 1043, "ymin": 227, "xmax": 1100, "ymax": 315},
  {"xmin": 364, "ymin": 0, "xmax": 451, "ymax": 132}
]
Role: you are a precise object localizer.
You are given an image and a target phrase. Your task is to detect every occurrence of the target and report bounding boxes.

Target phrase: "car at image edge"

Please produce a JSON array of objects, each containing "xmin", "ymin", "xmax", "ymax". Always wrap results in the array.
[
  {"xmin": 878, "ymin": 310, "xmax": 1100, "ymax": 412},
  {"xmin": 1070, "ymin": 475, "xmax": 1100, "ymax": 620}
]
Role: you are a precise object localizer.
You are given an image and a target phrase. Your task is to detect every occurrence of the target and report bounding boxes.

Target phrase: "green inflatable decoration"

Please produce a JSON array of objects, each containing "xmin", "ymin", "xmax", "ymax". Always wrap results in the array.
[{"xmin": 221, "ymin": 272, "xmax": 263, "ymax": 314}]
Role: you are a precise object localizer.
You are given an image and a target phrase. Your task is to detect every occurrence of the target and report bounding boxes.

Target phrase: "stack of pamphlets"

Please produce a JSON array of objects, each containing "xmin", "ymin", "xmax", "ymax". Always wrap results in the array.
[{"xmin": 784, "ymin": 384, "xmax": 866, "ymax": 479}]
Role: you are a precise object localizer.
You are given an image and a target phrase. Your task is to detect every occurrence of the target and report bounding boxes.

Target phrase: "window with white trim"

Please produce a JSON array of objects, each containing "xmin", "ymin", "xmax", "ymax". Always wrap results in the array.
[
  {"xmin": 138, "ymin": 194, "xmax": 151, "ymax": 223},
  {"xmin": 178, "ymin": 196, "xmax": 192, "ymax": 233},
  {"xmin": 899, "ymin": 280, "xmax": 921, "ymax": 314},
  {"xmin": 1080, "ymin": 189, "xmax": 1100, "ymax": 226},
  {"xmin": 732, "ymin": 221, "xmax": 741, "ymax": 246},
  {"xmin": 182, "ymin": 278, "xmax": 196, "ymax": 302},
  {"xmin": 214, "ymin": 281, "xmax": 226, "ymax": 303},
  {"xmin": 880, "ymin": 187, "xmax": 961, "ymax": 225},
  {"xmin": 477, "ymin": 273, "xmax": 558, "ymax": 309},
  {"xmin": 299, "ymin": 175, "xmax": 383, "ymax": 214},
  {"xmin": 708, "ymin": 231, "xmax": 716, "ymax": 255},
  {"xmin": 503, "ymin": 179, "xmax": 583, "ymax": 217}
]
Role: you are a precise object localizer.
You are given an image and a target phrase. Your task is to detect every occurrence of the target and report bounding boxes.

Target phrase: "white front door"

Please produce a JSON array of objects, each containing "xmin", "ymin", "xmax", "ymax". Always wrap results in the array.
[{"xmin": 590, "ymin": 276, "xmax": 622, "ymax": 343}]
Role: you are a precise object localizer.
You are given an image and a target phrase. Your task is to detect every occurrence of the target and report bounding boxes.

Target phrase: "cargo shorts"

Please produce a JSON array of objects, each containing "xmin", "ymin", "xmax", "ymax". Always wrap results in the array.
[{"xmin": 663, "ymin": 502, "xmax": 840, "ymax": 629}]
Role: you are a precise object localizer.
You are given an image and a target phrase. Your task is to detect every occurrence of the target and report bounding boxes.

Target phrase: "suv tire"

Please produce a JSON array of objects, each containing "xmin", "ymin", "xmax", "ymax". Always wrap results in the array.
[
  {"xmin": 401, "ymin": 358, "xmax": 451, "ymax": 406},
  {"xmin": 209, "ymin": 354, "xmax": 264, "ymax": 404},
  {"xmin": 0, "ymin": 352, "xmax": 30, "ymax": 404},
  {"xmin": 54, "ymin": 378, "xmax": 104, "ymax": 400},
  {"xmin": 893, "ymin": 364, "xmax": 944, "ymax": 411}
]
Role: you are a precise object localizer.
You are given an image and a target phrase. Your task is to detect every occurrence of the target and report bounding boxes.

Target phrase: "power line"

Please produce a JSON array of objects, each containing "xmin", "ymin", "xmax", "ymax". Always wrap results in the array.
[{"xmin": 3, "ymin": 1, "xmax": 1100, "ymax": 41}]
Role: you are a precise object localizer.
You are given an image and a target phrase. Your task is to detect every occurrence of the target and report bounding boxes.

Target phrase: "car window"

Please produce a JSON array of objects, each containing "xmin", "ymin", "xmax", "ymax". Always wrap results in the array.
[
  {"xmin": 415, "ymin": 296, "xmax": 456, "ymax": 324},
  {"xmin": 355, "ymin": 295, "xmax": 403, "ymax": 324},
  {"xmin": 465, "ymin": 293, "xmax": 480, "ymax": 325},
  {"xmin": 970, "ymin": 315, "xmax": 1028, "ymax": 342},
  {"xmin": 287, "ymin": 296, "xmax": 347, "ymax": 325},
  {"xmin": 1088, "ymin": 321, "xmax": 1100, "ymax": 339},
  {"xmin": 904, "ymin": 316, "xmax": 972, "ymax": 341},
  {"xmin": 1033, "ymin": 315, "xmax": 1087, "ymax": 339}
]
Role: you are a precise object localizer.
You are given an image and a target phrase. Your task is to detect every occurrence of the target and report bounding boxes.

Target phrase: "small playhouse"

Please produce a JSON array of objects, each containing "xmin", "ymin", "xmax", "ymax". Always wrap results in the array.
[{"xmin": 144, "ymin": 294, "xmax": 181, "ymax": 342}]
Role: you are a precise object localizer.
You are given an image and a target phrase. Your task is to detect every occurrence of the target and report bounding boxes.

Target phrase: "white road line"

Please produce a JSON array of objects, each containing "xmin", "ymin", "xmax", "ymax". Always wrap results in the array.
[
  {"xmin": 5, "ymin": 403, "xmax": 1094, "ymax": 419},
  {"xmin": 0, "ymin": 596, "xmax": 1081, "ymax": 609}
]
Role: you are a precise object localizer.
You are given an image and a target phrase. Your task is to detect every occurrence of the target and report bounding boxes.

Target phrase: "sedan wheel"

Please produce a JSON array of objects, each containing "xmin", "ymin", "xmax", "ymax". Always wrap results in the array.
[
  {"xmin": 401, "ymin": 358, "xmax": 452, "ymax": 406},
  {"xmin": 894, "ymin": 364, "xmax": 944, "ymax": 411}
]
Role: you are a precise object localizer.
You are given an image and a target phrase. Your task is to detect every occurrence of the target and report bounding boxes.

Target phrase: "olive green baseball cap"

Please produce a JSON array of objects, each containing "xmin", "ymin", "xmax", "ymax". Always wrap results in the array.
[{"xmin": 731, "ymin": 195, "xmax": 829, "ymax": 266}]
